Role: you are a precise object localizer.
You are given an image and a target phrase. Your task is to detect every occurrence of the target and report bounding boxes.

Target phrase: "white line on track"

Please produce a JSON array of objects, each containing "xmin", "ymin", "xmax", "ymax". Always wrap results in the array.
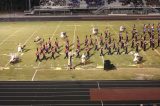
[
  {"xmin": 0, "ymin": 27, "xmax": 24, "ymax": 46},
  {"xmin": 96, "ymin": 81, "xmax": 103, "ymax": 106}
]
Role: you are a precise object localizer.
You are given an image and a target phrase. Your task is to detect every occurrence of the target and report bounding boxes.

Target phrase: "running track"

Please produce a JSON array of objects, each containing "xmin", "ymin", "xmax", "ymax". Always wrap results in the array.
[{"xmin": 0, "ymin": 81, "xmax": 160, "ymax": 106}]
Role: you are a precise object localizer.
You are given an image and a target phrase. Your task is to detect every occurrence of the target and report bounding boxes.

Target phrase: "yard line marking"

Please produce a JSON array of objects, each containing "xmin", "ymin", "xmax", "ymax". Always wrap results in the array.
[
  {"xmin": 66, "ymin": 25, "xmax": 81, "ymax": 26},
  {"xmin": 154, "ymin": 49, "xmax": 160, "ymax": 56},
  {"xmin": 0, "ymin": 27, "xmax": 25, "ymax": 46},
  {"xmin": 23, "ymin": 27, "xmax": 41, "ymax": 45},
  {"xmin": 51, "ymin": 21, "xmax": 62, "ymax": 40},
  {"xmin": 32, "ymin": 62, "xmax": 41, "ymax": 81},
  {"xmin": 32, "ymin": 70, "xmax": 38, "ymax": 81}
]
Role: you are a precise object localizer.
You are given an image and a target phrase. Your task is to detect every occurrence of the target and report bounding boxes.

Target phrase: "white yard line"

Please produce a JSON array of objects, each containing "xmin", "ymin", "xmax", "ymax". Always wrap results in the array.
[
  {"xmin": 0, "ymin": 27, "xmax": 25, "ymax": 46},
  {"xmin": 32, "ymin": 70, "xmax": 38, "ymax": 81},
  {"xmin": 154, "ymin": 49, "xmax": 160, "ymax": 56},
  {"xmin": 32, "ymin": 62, "xmax": 40, "ymax": 81},
  {"xmin": 51, "ymin": 21, "xmax": 62, "ymax": 40}
]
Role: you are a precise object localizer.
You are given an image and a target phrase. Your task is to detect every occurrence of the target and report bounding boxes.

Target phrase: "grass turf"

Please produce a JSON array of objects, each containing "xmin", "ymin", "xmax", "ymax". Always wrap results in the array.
[{"xmin": 0, "ymin": 20, "xmax": 160, "ymax": 81}]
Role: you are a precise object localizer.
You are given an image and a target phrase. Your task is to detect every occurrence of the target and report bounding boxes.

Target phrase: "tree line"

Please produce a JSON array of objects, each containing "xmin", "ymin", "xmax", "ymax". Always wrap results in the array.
[{"xmin": 0, "ymin": 0, "xmax": 39, "ymax": 12}]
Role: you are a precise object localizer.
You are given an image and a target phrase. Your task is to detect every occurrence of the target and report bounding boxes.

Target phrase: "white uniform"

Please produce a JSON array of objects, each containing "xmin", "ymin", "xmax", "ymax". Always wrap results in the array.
[
  {"xmin": 60, "ymin": 32, "xmax": 66, "ymax": 38},
  {"xmin": 92, "ymin": 28, "xmax": 98, "ymax": 35},
  {"xmin": 81, "ymin": 54, "xmax": 86, "ymax": 64},
  {"xmin": 18, "ymin": 45, "xmax": 22, "ymax": 52},
  {"xmin": 133, "ymin": 53, "xmax": 139, "ymax": 63}
]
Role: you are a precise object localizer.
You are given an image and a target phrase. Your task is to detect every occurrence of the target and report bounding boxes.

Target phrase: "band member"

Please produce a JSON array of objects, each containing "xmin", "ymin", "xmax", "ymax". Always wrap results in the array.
[
  {"xmin": 42, "ymin": 50, "xmax": 47, "ymax": 60},
  {"xmin": 109, "ymin": 36, "xmax": 111, "ymax": 44},
  {"xmin": 144, "ymin": 34, "xmax": 146, "ymax": 41},
  {"xmin": 89, "ymin": 35, "xmax": 94, "ymax": 46},
  {"xmin": 76, "ymin": 48, "xmax": 80, "ymax": 58},
  {"xmin": 143, "ymin": 40, "xmax": 147, "ymax": 51},
  {"xmin": 126, "ymin": 31, "xmax": 129, "ymax": 42},
  {"xmin": 121, "ymin": 40, "xmax": 125, "ymax": 49},
  {"xmin": 104, "ymin": 29, "xmax": 109, "ymax": 38},
  {"xmin": 132, "ymin": 29, "xmax": 136, "ymax": 39},
  {"xmin": 150, "ymin": 37, "xmax": 152, "ymax": 48},
  {"xmin": 104, "ymin": 39, "xmax": 108, "ymax": 50},
  {"xmin": 86, "ymin": 45, "xmax": 90, "ymax": 58},
  {"xmin": 45, "ymin": 42, "xmax": 49, "ymax": 53},
  {"xmin": 133, "ymin": 24, "xmax": 136, "ymax": 30},
  {"xmin": 113, "ymin": 39, "xmax": 116, "ymax": 50},
  {"xmin": 135, "ymin": 33, "xmax": 138, "ymax": 42},
  {"xmin": 50, "ymin": 46, "xmax": 55, "ymax": 59},
  {"xmin": 125, "ymin": 42, "xmax": 128, "ymax": 54},
  {"xmin": 77, "ymin": 40, "xmax": 80, "ymax": 50},
  {"xmin": 40, "ymin": 44, "xmax": 43, "ymax": 54},
  {"xmin": 55, "ymin": 44, "xmax": 59, "ymax": 54},
  {"xmin": 64, "ymin": 48, "xmax": 69, "ymax": 59},
  {"xmin": 158, "ymin": 35, "xmax": 160, "ymax": 47},
  {"xmin": 68, "ymin": 51, "xmax": 73, "ymax": 69},
  {"xmin": 55, "ymin": 38, "xmax": 59, "ymax": 49},
  {"xmin": 151, "ymin": 24, "xmax": 154, "ymax": 32},
  {"xmin": 85, "ymin": 35, "xmax": 88, "ymax": 46},
  {"xmin": 140, "ymin": 38, "xmax": 143, "ymax": 48},
  {"xmin": 143, "ymin": 24, "xmax": 147, "ymax": 34},
  {"xmin": 108, "ymin": 45, "xmax": 112, "ymax": 55},
  {"xmin": 117, "ymin": 44, "xmax": 120, "ymax": 55},
  {"xmin": 119, "ymin": 32, "xmax": 122, "ymax": 42},
  {"xmin": 100, "ymin": 46, "xmax": 104, "ymax": 56},
  {"xmin": 148, "ymin": 24, "xmax": 151, "ymax": 34},
  {"xmin": 77, "ymin": 36, "xmax": 79, "ymax": 43},
  {"xmin": 157, "ymin": 23, "xmax": 160, "ymax": 33},
  {"xmin": 66, "ymin": 37, "xmax": 70, "ymax": 47},
  {"xmin": 136, "ymin": 42, "xmax": 139, "ymax": 53},
  {"xmin": 94, "ymin": 39, "xmax": 98, "ymax": 51},
  {"xmin": 152, "ymin": 39, "xmax": 155, "ymax": 50},
  {"xmin": 100, "ymin": 34, "xmax": 104, "ymax": 46},
  {"xmin": 48, "ymin": 37, "xmax": 51, "ymax": 49},
  {"xmin": 36, "ymin": 48, "xmax": 41, "ymax": 62}
]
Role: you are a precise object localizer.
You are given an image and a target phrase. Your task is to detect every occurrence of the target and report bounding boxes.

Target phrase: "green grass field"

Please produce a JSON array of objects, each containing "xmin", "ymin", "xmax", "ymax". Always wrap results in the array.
[{"xmin": 0, "ymin": 20, "xmax": 160, "ymax": 81}]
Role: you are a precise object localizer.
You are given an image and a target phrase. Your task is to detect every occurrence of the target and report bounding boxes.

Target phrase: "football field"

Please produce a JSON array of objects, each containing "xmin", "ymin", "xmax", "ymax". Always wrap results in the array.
[{"xmin": 0, "ymin": 20, "xmax": 160, "ymax": 81}]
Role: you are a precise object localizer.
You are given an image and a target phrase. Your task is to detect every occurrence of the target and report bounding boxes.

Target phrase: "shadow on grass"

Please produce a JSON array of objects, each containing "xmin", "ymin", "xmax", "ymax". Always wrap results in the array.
[
  {"xmin": 73, "ymin": 61, "xmax": 94, "ymax": 69},
  {"xmin": 24, "ymin": 49, "xmax": 31, "ymax": 53}
]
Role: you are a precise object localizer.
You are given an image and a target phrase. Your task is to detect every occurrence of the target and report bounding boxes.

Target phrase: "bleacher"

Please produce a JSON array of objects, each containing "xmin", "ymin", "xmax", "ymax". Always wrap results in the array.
[{"xmin": 25, "ymin": 0, "xmax": 160, "ymax": 15}]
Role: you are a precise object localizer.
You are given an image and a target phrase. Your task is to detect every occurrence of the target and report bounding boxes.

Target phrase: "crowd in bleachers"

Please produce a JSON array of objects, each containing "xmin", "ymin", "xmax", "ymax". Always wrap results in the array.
[
  {"xmin": 146, "ymin": 0, "xmax": 160, "ymax": 7},
  {"xmin": 85, "ymin": 0, "xmax": 105, "ymax": 8},
  {"xmin": 39, "ymin": 0, "xmax": 160, "ymax": 8},
  {"xmin": 39, "ymin": 0, "xmax": 105, "ymax": 8},
  {"xmin": 40, "ymin": 0, "xmax": 66, "ymax": 6}
]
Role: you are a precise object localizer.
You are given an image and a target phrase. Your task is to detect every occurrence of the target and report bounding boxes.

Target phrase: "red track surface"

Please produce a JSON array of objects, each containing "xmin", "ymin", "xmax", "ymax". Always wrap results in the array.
[{"xmin": 90, "ymin": 88, "xmax": 160, "ymax": 101}]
